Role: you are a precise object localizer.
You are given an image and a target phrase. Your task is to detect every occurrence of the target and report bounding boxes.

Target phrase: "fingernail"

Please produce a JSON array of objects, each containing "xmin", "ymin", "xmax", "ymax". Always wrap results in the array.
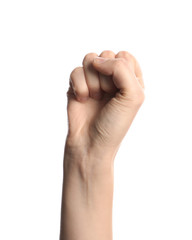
[{"xmin": 93, "ymin": 57, "xmax": 108, "ymax": 64}]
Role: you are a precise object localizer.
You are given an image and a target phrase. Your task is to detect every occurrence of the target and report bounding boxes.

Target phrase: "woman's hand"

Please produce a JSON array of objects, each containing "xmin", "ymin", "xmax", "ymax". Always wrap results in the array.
[{"xmin": 66, "ymin": 50, "xmax": 145, "ymax": 159}]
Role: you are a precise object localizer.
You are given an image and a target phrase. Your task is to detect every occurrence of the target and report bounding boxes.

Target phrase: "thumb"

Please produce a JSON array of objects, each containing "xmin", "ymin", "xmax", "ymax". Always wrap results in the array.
[{"xmin": 92, "ymin": 57, "xmax": 139, "ymax": 93}]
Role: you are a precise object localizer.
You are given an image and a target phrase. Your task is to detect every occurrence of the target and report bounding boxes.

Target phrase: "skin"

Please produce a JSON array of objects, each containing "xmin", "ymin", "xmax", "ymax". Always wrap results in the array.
[{"xmin": 59, "ymin": 50, "xmax": 145, "ymax": 240}]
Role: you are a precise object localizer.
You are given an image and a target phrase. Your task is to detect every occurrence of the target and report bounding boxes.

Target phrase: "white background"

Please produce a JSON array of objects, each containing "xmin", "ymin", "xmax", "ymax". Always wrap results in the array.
[{"xmin": 0, "ymin": 0, "xmax": 192, "ymax": 239}]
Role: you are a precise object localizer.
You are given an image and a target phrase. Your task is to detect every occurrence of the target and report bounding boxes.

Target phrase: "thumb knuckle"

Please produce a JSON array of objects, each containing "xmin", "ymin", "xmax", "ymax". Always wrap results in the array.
[{"xmin": 131, "ymin": 89, "xmax": 145, "ymax": 105}]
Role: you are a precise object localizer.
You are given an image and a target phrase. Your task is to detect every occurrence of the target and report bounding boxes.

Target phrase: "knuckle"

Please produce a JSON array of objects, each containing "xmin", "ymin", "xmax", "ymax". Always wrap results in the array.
[
  {"xmin": 131, "ymin": 89, "xmax": 145, "ymax": 106},
  {"xmin": 100, "ymin": 50, "xmax": 115, "ymax": 57},
  {"xmin": 116, "ymin": 51, "xmax": 135, "ymax": 67},
  {"xmin": 117, "ymin": 50, "xmax": 133, "ymax": 60},
  {"xmin": 82, "ymin": 52, "xmax": 98, "ymax": 66}
]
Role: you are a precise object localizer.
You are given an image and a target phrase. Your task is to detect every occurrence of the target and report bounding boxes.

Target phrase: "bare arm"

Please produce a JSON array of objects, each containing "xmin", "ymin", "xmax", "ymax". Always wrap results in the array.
[
  {"xmin": 60, "ymin": 143, "xmax": 115, "ymax": 240},
  {"xmin": 59, "ymin": 50, "xmax": 145, "ymax": 240}
]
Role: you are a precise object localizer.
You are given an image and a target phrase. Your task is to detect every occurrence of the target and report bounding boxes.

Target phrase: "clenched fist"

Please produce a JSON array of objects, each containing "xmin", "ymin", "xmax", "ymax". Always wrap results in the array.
[{"xmin": 66, "ymin": 50, "xmax": 145, "ymax": 159}]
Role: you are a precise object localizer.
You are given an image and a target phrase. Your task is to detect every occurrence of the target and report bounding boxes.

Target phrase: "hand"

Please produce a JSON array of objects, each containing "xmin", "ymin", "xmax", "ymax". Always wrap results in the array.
[{"xmin": 66, "ymin": 50, "xmax": 145, "ymax": 158}]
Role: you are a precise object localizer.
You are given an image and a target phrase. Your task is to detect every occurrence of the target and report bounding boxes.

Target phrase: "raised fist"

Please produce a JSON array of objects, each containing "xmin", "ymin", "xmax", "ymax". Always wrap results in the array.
[{"xmin": 66, "ymin": 50, "xmax": 145, "ymax": 159}]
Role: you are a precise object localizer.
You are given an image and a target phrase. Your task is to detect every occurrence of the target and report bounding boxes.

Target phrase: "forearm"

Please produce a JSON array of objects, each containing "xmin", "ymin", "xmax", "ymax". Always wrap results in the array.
[{"xmin": 59, "ymin": 141, "xmax": 116, "ymax": 240}]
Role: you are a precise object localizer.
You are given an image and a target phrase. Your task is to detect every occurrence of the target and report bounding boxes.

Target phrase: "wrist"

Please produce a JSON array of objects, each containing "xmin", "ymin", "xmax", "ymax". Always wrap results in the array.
[
  {"xmin": 64, "ymin": 137, "xmax": 117, "ymax": 179},
  {"xmin": 65, "ymin": 132, "xmax": 119, "ymax": 162}
]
